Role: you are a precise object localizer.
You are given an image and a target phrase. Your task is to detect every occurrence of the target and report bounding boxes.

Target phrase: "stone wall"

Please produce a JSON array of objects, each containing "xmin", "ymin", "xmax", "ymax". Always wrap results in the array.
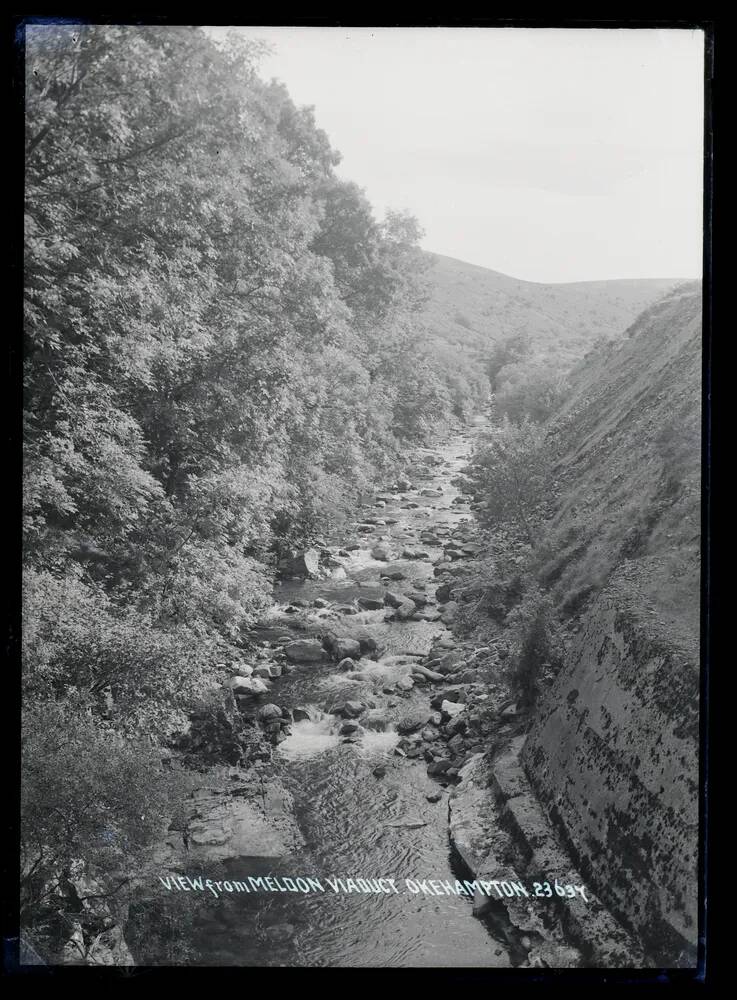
[{"xmin": 521, "ymin": 567, "xmax": 700, "ymax": 965}]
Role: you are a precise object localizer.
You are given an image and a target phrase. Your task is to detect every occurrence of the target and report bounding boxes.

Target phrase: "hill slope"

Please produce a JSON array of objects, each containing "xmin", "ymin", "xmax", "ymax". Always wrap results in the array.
[
  {"xmin": 521, "ymin": 284, "xmax": 702, "ymax": 963},
  {"xmin": 423, "ymin": 252, "xmax": 682, "ymax": 370},
  {"xmin": 537, "ymin": 281, "xmax": 702, "ymax": 641}
]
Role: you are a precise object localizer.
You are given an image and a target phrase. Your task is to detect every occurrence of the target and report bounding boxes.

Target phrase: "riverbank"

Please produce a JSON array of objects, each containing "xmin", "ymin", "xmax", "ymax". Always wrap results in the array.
[{"xmin": 120, "ymin": 418, "xmax": 525, "ymax": 965}]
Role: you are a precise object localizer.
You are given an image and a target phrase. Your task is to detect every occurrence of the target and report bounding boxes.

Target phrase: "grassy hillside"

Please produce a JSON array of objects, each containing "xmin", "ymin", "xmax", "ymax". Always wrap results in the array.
[
  {"xmin": 423, "ymin": 252, "xmax": 681, "ymax": 370},
  {"xmin": 535, "ymin": 282, "xmax": 702, "ymax": 642}
]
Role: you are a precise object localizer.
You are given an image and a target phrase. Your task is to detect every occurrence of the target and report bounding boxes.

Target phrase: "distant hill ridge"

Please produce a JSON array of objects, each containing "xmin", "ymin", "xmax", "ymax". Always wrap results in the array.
[{"xmin": 422, "ymin": 251, "xmax": 684, "ymax": 370}]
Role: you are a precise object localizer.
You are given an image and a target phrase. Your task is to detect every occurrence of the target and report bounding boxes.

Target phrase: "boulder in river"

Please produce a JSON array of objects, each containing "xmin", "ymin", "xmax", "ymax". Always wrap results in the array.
[
  {"xmin": 258, "ymin": 704, "xmax": 283, "ymax": 723},
  {"xmin": 431, "ymin": 687, "xmax": 468, "ymax": 709},
  {"xmin": 396, "ymin": 711, "xmax": 429, "ymax": 735},
  {"xmin": 231, "ymin": 676, "xmax": 270, "ymax": 696},
  {"xmin": 331, "ymin": 701, "xmax": 365, "ymax": 719},
  {"xmin": 394, "ymin": 599, "xmax": 417, "ymax": 621},
  {"xmin": 284, "ymin": 639, "xmax": 327, "ymax": 664},
  {"xmin": 338, "ymin": 657, "xmax": 356, "ymax": 671},
  {"xmin": 413, "ymin": 609, "xmax": 441, "ymax": 622},
  {"xmin": 253, "ymin": 663, "xmax": 282, "ymax": 679},
  {"xmin": 278, "ymin": 548, "xmax": 321, "ymax": 578},
  {"xmin": 441, "ymin": 700, "xmax": 466, "ymax": 720},
  {"xmin": 371, "ymin": 544, "xmax": 391, "ymax": 561},
  {"xmin": 440, "ymin": 601, "xmax": 459, "ymax": 625},
  {"xmin": 227, "ymin": 673, "xmax": 254, "ymax": 691},
  {"xmin": 383, "ymin": 590, "xmax": 404, "ymax": 609},
  {"xmin": 326, "ymin": 636, "xmax": 362, "ymax": 660},
  {"xmin": 358, "ymin": 596, "xmax": 385, "ymax": 611},
  {"xmin": 434, "ymin": 651, "xmax": 465, "ymax": 674},
  {"xmin": 411, "ymin": 664, "xmax": 444, "ymax": 682},
  {"xmin": 339, "ymin": 720, "xmax": 361, "ymax": 735},
  {"xmin": 355, "ymin": 633, "xmax": 380, "ymax": 655},
  {"xmin": 446, "ymin": 715, "xmax": 467, "ymax": 736},
  {"xmin": 435, "ymin": 583, "xmax": 453, "ymax": 603},
  {"xmin": 292, "ymin": 706, "xmax": 314, "ymax": 722}
]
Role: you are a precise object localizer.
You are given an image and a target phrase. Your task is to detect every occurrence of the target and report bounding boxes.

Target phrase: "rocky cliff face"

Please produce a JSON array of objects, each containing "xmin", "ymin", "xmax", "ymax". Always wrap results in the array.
[{"xmin": 521, "ymin": 565, "xmax": 699, "ymax": 966}]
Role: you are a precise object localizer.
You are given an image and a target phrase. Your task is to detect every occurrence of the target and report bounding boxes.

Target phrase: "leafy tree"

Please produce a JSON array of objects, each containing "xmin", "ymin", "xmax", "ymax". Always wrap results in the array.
[
  {"xmin": 495, "ymin": 361, "xmax": 569, "ymax": 424},
  {"xmin": 471, "ymin": 417, "xmax": 553, "ymax": 545},
  {"xmin": 22, "ymin": 24, "xmax": 491, "ymax": 946},
  {"xmin": 484, "ymin": 331, "xmax": 530, "ymax": 390}
]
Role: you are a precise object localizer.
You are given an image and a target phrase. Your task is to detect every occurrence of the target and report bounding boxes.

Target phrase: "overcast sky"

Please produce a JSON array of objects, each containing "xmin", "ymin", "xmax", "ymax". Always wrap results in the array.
[{"xmin": 210, "ymin": 26, "xmax": 704, "ymax": 284}]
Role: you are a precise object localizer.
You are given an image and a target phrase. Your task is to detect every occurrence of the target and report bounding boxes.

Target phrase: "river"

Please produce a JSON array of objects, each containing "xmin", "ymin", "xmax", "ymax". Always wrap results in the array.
[{"xmin": 140, "ymin": 418, "xmax": 515, "ymax": 967}]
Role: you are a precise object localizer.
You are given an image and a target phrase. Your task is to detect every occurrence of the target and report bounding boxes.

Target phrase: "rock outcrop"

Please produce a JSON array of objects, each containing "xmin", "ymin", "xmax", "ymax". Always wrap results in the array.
[{"xmin": 521, "ymin": 568, "xmax": 699, "ymax": 966}]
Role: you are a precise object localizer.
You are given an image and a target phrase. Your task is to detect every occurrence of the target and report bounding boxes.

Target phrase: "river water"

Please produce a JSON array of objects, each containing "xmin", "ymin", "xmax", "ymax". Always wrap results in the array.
[{"xmin": 149, "ymin": 419, "xmax": 514, "ymax": 967}]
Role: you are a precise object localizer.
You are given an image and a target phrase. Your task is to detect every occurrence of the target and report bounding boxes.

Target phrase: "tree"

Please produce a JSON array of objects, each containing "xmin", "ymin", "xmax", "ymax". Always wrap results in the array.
[
  {"xmin": 471, "ymin": 417, "xmax": 553, "ymax": 545},
  {"xmin": 495, "ymin": 361, "xmax": 569, "ymax": 424}
]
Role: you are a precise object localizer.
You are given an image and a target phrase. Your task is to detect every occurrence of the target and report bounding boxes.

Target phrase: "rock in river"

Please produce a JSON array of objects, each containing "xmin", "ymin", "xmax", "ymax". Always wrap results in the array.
[
  {"xmin": 279, "ymin": 548, "xmax": 321, "ymax": 578},
  {"xmin": 284, "ymin": 639, "xmax": 327, "ymax": 664},
  {"xmin": 327, "ymin": 636, "xmax": 362, "ymax": 660},
  {"xmin": 231, "ymin": 676, "xmax": 270, "ymax": 695},
  {"xmin": 383, "ymin": 590, "xmax": 404, "ymax": 609},
  {"xmin": 330, "ymin": 701, "xmax": 365, "ymax": 719},
  {"xmin": 371, "ymin": 543, "xmax": 391, "ymax": 561},
  {"xmin": 258, "ymin": 704, "xmax": 283, "ymax": 722},
  {"xmin": 394, "ymin": 600, "xmax": 417, "ymax": 621}
]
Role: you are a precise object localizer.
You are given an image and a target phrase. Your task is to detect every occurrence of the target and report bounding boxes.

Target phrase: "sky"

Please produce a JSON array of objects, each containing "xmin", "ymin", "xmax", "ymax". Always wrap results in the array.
[{"xmin": 208, "ymin": 26, "xmax": 705, "ymax": 284}]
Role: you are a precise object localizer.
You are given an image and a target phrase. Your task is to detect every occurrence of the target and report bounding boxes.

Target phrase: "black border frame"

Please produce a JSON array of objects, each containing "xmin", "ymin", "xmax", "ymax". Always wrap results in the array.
[{"xmin": 4, "ymin": 15, "xmax": 719, "ymax": 986}]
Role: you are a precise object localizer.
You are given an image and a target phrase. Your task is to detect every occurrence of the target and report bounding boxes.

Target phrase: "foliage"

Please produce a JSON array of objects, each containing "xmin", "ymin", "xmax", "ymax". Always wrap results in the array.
[
  {"xmin": 470, "ymin": 417, "xmax": 553, "ymax": 545},
  {"xmin": 20, "ymin": 698, "xmax": 192, "ymax": 924},
  {"xmin": 484, "ymin": 331, "xmax": 531, "ymax": 390},
  {"xmin": 22, "ymin": 23, "xmax": 493, "ymax": 940},
  {"xmin": 503, "ymin": 586, "xmax": 563, "ymax": 711},
  {"xmin": 495, "ymin": 360, "xmax": 569, "ymax": 424}
]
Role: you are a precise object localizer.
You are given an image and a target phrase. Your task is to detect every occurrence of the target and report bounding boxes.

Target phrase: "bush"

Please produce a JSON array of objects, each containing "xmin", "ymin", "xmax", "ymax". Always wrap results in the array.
[
  {"xmin": 21, "ymin": 698, "xmax": 192, "ymax": 927},
  {"xmin": 485, "ymin": 332, "xmax": 530, "ymax": 390},
  {"xmin": 503, "ymin": 587, "xmax": 563, "ymax": 711},
  {"xmin": 471, "ymin": 417, "xmax": 553, "ymax": 546},
  {"xmin": 22, "ymin": 567, "xmax": 221, "ymax": 737},
  {"xmin": 495, "ymin": 361, "xmax": 569, "ymax": 424}
]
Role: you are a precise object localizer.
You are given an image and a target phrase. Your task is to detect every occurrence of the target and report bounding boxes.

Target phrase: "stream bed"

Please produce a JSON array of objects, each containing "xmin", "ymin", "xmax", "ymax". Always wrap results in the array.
[{"xmin": 143, "ymin": 419, "xmax": 515, "ymax": 967}]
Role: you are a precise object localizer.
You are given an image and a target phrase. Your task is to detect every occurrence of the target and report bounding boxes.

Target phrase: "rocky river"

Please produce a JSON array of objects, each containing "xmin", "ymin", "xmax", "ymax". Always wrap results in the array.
[{"xmin": 132, "ymin": 418, "xmax": 532, "ymax": 967}]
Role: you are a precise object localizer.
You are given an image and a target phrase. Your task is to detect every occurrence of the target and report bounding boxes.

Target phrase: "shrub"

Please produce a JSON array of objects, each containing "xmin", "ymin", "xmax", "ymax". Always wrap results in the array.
[
  {"xmin": 20, "ymin": 698, "xmax": 192, "ymax": 927},
  {"xmin": 22, "ymin": 567, "xmax": 221, "ymax": 738},
  {"xmin": 470, "ymin": 417, "xmax": 553, "ymax": 546},
  {"xmin": 485, "ymin": 332, "xmax": 530, "ymax": 390},
  {"xmin": 503, "ymin": 588, "xmax": 563, "ymax": 711},
  {"xmin": 495, "ymin": 361, "xmax": 569, "ymax": 424}
]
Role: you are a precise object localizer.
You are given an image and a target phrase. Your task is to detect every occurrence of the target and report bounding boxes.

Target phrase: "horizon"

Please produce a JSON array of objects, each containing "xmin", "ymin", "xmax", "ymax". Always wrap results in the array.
[
  {"xmin": 208, "ymin": 26, "xmax": 705, "ymax": 285},
  {"xmin": 424, "ymin": 249, "xmax": 695, "ymax": 286}
]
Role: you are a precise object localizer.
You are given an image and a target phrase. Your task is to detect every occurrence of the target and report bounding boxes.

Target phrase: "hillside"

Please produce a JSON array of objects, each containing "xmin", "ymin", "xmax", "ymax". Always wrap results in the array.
[
  {"xmin": 536, "ymin": 281, "xmax": 702, "ymax": 641},
  {"xmin": 423, "ymin": 252, "xmax": 681, "ymax": 370}
]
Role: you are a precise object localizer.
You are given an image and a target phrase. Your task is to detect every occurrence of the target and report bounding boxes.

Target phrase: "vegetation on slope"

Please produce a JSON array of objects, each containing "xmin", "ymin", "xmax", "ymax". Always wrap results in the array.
[
  {"xmin": 22, "ymin": 23, "xmax": 490, "ymax": 931},
  {"xmin": 422, "ymin": 251, "xmax": 679, "ymax": 371},
  {"xmin": 465, "ymin": 282, "xmax": 701, "ymax": 709}
]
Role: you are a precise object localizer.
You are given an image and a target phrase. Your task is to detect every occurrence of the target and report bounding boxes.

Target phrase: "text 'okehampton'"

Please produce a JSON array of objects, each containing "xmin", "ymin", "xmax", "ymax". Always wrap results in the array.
[{"xmin": 158, "ymin": 874, "xmax": 588, "ymax": 902}]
